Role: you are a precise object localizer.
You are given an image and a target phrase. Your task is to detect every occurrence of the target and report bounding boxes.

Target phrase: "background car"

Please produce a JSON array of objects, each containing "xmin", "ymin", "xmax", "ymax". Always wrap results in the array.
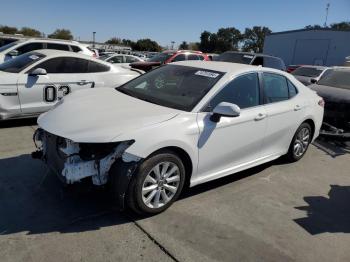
[
  {"xmin": 130, "ymin": 50, "xmax": 209, "ymax": 72},
  {"xmin": 0, "ymin": 38, "xmax": 94, "ymax": 63},
  {"xmin": 0, "ymin": 50, "xmax": 142, "ymax": 120},
  {"xmin": 99, "ymin": 54, "xmax": 144, "ymax": 67},
  {"xmin": 34, "ymin": 61, "xmax": 324, "ymax": 215},
  {"xmin": 291, "ymin": 65, "xmax": 329, "ymax": 85},
  {"xmin": 286, "ymin": 65, "xmax": 302, "ymax": 73},
  {"xmin": 216, "ymin": 51, "xmax": 286, "ymax": 71},
  {"xmin": 309, "ymin": 67, "xmax": 350, "ymax": 136}
]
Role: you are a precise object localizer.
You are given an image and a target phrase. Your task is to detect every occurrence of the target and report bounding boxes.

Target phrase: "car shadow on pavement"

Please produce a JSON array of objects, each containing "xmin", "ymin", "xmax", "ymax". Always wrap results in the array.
[
  {"xmin": 0, "ymin": 118, "xmax": 37, "ymax": 129},
  {"xmin": 0, "ymin": 153, "xmax": 289, "ymax": 236},
  {"xmin": 0, "ymin": 154, "xmax": 130, "ymax": 236},
  {"xmin": 294, "ymin": 185, "xmax": 350, "ymax": 235}
]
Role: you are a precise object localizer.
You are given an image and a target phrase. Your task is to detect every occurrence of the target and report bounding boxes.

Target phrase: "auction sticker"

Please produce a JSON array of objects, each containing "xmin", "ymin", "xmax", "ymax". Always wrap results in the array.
[{"xmin": 195, "ymin": 71, "xmax": 220, "ymax": 78}]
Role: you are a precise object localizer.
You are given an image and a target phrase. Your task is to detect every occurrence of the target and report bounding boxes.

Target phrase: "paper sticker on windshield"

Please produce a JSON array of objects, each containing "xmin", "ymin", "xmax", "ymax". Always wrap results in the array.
[
  {"xmin": 195, "ymin": 71, "xmax": 219, "ymax": 78},
  {"xmin": 243, "ymin": 55, "xmax": 254, "ymax": 59},
  {"xmin": 29, "ymin": 55, "xmax": 40, "ymax": 60}
]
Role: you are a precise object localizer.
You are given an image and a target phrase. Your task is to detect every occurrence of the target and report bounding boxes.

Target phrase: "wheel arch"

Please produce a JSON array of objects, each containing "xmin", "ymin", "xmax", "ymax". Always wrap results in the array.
[{"xmin": 146, "ymin": 146, "xmax": 194, "ymax": 187}]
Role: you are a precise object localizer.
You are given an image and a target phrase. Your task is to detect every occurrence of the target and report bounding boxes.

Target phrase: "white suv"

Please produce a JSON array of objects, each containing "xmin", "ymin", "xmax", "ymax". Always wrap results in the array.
[{"xmin": 0, "ymin": 38, "xmax": 94, "ymax": 63}]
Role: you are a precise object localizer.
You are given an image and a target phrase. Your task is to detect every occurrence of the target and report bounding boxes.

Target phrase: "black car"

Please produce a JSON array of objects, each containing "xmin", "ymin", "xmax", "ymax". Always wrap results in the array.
[
  {"xmin": 309, "ymin": 67, "xmax": 350, "ymax": 141},
  {"xmin": 215, "ymin": 51, "xmax": 286, "ymax": 71}
]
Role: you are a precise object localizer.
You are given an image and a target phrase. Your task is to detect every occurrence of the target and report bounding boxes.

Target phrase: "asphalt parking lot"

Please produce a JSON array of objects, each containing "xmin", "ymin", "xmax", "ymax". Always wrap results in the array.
[{"xmin": 0, "ymin": 119, "xmax": 350, "ymax": 262}]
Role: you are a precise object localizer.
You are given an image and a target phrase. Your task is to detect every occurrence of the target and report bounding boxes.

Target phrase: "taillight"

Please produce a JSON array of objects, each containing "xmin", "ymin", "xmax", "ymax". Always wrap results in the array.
[{"xmin": 318, "ymin": 98, "xmax": 325, "ymax": 107}]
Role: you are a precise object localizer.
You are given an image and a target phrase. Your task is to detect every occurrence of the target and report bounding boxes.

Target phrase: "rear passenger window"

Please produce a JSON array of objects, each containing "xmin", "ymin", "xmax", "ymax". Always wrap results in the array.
[
  {"xmin": 16, "ymin": 43, "xmax": 44, "ymax": 55},
  {"xmin": 46, "ymin": 43, "xmax": 70, "ymax": 51},
  {"xmin": 34, "ymin": 57, "xmax": 88, "ymax": 73},
  {"xmin": 263, "ymin": 73, "xmax": 289, "ymax": 103},
  {"xmin": 207, "ymin": 73, "xmax": 260, "ymax": 110},
  {"xmin": 88, "ymin": 61, "xmax": 110, "ymax": 73},
  {"xmin": 125, "ymin": 56, "xmax": 138, "ymax": 63},
  {"xmin": 288, "ymin": 80, "xmax": 298, "ymax": 98},
  {"xmin": 71, "ymin": 45, "xmax": 82, "ymax": 52},
  {"xmin": 188, "ymin": 54, "xmax": 200, "ymax": 60},
  {"xmin": 172, "ymin": 54, "xmax": 186, "ymax": 62}
]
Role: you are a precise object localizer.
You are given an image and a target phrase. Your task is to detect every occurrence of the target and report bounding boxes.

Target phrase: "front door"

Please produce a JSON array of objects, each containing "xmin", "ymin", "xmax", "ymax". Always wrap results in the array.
[
  {"xmin": 17, "ymin": 57, "xmax": 95, "ymax": 114},
  {"xmin": 195, "ymin": 73, "xmax": 267, "ymax": 183}
]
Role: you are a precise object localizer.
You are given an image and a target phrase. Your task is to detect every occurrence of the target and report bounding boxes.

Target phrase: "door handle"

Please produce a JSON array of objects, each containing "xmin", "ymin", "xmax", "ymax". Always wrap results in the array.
[
  {"xmin": 294, "ymin": 105, "xmax": 302, "ymax": 111},
  {"xmin": 255, "ymin": 113, "xmax": 267, "ymax": 121},
  {"xmin": 77, "ymin": 80, "xmax": 89, "ymax": 85}
]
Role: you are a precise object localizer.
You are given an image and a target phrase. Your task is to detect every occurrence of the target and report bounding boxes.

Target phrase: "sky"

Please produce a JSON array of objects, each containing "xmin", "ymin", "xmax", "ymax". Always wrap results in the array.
[{"xmin": 0, "ymin": 0, "xmax": 349, "ymax": 47}]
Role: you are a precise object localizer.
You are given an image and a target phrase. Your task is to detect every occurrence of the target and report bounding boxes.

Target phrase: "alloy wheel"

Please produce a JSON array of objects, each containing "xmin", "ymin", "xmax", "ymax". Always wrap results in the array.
[{"xmin": 141, "ymin": 161, "xmax": 181, "ymax": 209}]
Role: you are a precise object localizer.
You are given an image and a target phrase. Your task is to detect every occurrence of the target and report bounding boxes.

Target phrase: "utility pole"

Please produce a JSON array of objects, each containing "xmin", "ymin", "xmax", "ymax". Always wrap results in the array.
[
  {"xmin": 324, "ymin": 3, "xmax": 330, "ymax": 28},
  {"xmin": 92, "ymin": 32, "xmax": 96, "ymax": 48}
]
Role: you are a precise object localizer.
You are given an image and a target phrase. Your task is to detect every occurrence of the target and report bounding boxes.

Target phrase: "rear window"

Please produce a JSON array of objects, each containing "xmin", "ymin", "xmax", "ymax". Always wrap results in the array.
[
  {"xmin": 292, "ymin": 67, "xmax": 324, "ymax": 77},
  {"xmin": 71, "ymin": 45, "xmax": 82, "ymax": 52},
  {"xmin": 47, "ymin": 43, "xmax": 70, "ymax": 51}
]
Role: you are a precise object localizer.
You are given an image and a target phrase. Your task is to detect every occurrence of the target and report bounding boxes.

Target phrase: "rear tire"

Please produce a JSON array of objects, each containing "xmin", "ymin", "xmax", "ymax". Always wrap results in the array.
[
  {"xmin": 126, "ymin": 151, "xmax": 185, "ymax": 215},
  {"xmin": 286, "ymin": 122, "xmax": 312, "ymax": 162}
]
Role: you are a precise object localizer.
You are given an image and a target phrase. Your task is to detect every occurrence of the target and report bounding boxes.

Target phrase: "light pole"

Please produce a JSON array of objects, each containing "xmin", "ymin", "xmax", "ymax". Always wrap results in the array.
[
  {"xmin": 92, "ymin": 32, "xmax": 96, "ymax": 48},
  {"xmin": 171, "ymin": 41, "xmax": 175, "ymax": 50}
]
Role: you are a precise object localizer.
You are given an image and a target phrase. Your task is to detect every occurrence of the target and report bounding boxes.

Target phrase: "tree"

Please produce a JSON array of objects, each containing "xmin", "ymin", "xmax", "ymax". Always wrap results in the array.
[
  {"xmin": 121, "ymin": 39, "xmax": 135, "ymax": 47},
  {"xmin": 330, "ymin": 21, "xmax": 350, "ymax": 31},
  {"xmin": 19, "ymin": 27, "xmax": 41, "ymax": 37},
  {"xmin": 304, "ymin": 24, "xmax": 323, "ymax": 29},
  {"xmin": 199, "ymin": 31, "xmax": 212, "ymax": 53},
  {"xmin": 188, "ymin": 42, "xmax": 199, "ymax": 51},
  {"xmin": 179, "ymin": 41, "xmax": 189, "ymax": 50},
  {"xmin": 215, "ymin": 27, "xmax": 241, "ymax": 52},
  {"xmin": 48, "ymin": 29, "xmax": 73, "ymax": 40},
  {"xmin": 133, "ymin": 38, "xmax": 161, "ymax": 52},
  {"xmin": 0, "ymin": 25, "xmax": 18, "ymax": 34},
  {"xmin": 242, "ymin": 26, "xmax": 272, "ymax": 53},
  {"xmin": 105, "ymin": 37, "xmax": 122, "ymax": 45}
]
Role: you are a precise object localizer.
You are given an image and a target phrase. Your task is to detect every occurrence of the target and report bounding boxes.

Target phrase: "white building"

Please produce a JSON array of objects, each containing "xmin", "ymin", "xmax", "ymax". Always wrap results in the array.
[{"xmin": 263, "ymin": 29, "xmax": 350, "ymax": 66}]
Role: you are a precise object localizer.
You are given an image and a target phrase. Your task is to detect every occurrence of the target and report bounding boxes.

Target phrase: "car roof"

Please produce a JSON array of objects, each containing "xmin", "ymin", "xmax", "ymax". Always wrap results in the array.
[
  {"xmin": 221, "ymin": 51, "xmax": 279, "ymax": 59},
  {"xmin": 171, "ymin": 60, "xmax": 284, "ymax": 75},
  {"xmin": 29, "ymin": 49, "xmax": 100, "ymax": 61},
  {"xmin": 297, "ymin": 65, "xmax": 328, "ymax": 70},
  {"xmin": 18, "ymin": 38, "xmax": 80, "ymax": 45}
]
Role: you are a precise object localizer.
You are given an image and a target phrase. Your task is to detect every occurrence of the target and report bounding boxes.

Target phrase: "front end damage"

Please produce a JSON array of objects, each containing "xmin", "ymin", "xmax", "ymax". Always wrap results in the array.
[{"xmin": 32, "ymin": 128, "xmax": 142, "ymax": 189}]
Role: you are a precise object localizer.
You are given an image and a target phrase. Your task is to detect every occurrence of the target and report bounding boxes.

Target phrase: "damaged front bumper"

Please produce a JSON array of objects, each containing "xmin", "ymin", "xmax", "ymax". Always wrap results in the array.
[{"xmin": 32, "ymin": 128, "xmax": 142, "ymax": 186}]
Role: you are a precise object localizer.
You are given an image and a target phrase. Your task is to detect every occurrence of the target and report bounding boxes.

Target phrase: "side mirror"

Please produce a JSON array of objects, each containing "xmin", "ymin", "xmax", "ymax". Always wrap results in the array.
[
  {"xmin": 210, "ymin": 102, "xmax": 241, "ymax": 122},
  {"xmin": 29, "ymin": 68, "xmax": 47, "ymax": 76},
  {"xmin": 310, "ymin": 78, "xmax": 317, "ymax": 84},
  {"xmin": 8, "ymin": 50, "xmax": 19, "ymax": 57}
]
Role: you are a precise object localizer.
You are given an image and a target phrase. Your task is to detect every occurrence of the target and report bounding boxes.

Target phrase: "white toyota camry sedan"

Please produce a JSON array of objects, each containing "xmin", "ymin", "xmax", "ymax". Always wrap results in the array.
[
  {"xmin": 33, "ymin": 61, "xmax": 324, "ymax": 214},
  {"xmin": 0, "ymin": 50, "xmax": 143, "ymax": 120}
]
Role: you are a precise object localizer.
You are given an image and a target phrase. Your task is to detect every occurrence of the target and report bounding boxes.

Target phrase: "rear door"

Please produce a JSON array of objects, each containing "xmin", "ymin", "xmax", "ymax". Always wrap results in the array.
[
  {"xmin": 17, "ymin": 57, "xmax": 95, "ymax": 114},
  {"xmin": 260, "ymin": 72, "xmax": 304, "ymax": 157}
]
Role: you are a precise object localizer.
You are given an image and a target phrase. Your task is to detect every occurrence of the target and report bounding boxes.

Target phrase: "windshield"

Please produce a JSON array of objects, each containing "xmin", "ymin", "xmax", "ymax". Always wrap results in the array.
[
  {"xmin": 0, "ymin": 52, "xmax": 45, "ymax": 73},
  {"xmin": 215, "ymin": 52, "xmax": 254, "ymax": 64},
  {"xmin": 317, "ymin": 69, "xmax": 350, "ymax": 90},
  {"xmin": 116, "ymin": 65, "xmax": 224, "ymax": 111},
  {"xmin": 0, "ymin": 41, "xmax": 19, "ymax": 52},
  {"xmin": 148, "ymin": 53, "xmax": 174, "ymax": 63},
  {"xmin": 292, "ymin": 67, "xmax": 324, "ymax": 77}
]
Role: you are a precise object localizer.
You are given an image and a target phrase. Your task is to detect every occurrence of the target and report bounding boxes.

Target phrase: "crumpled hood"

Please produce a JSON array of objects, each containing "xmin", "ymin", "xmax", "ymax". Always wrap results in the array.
[
  {"xmin": 309, "ymin": 84, "xmax": 350, "ymax": 103},
  {"xmin": 38, "ymin": 88, "xmax": 180, "ymax": 143}
]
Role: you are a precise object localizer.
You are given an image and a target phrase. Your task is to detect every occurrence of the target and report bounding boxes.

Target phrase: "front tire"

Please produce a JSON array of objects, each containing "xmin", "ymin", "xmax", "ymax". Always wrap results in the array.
[
  {"xmin": 127, "ymin": 151, "xmax": 185, "ymax": 215},
  {"xmin": 286, "ymin": 122, "xmax": 312, "ymax": 162}
]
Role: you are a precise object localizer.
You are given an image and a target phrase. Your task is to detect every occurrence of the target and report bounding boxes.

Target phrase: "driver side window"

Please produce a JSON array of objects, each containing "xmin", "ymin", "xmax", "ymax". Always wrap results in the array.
[{"xmin": 206, "ymin": 73, "xmax": 260, "ymax": 111}]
